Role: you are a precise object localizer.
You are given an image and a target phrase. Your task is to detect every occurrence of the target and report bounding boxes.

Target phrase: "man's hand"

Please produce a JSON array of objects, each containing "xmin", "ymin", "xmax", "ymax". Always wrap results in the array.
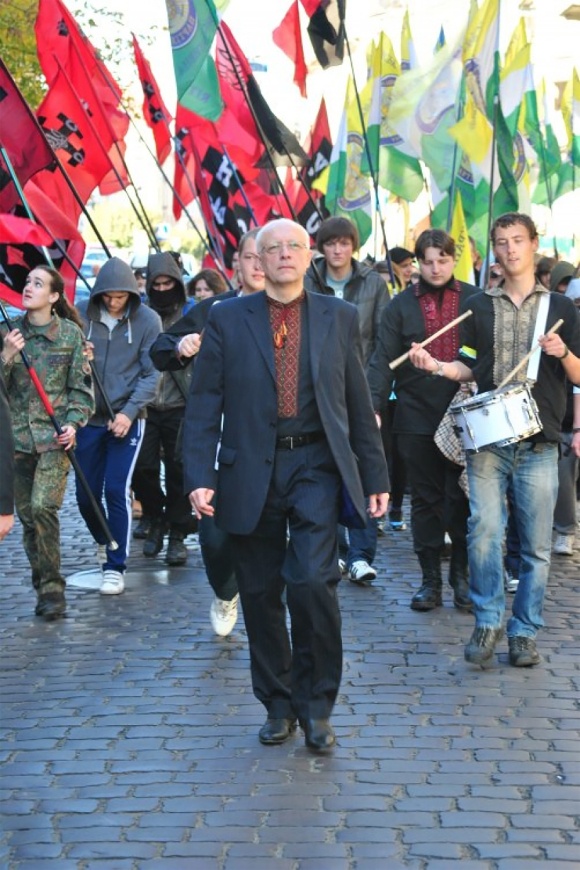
[
  {"xmin": 108, "ymin": 412, "xmax": 132, "ymax": 438},
  {"xmin": 539, "ymin": 332, "xmax": 569, "ymax": 360},
  {"xmin": 408, "ymin": 342, "xmax": 439, "ymax": 373},
  {"xmin": 368, "ymin": 493, "xmax": 389, "ymax": 518},
  {"xmin": 178, "ymin": 333, "xmax": 202, "ymax": 359},
  {"xmin": 189, "ymin": 487, "xmax": 215, "ymax": 519}
]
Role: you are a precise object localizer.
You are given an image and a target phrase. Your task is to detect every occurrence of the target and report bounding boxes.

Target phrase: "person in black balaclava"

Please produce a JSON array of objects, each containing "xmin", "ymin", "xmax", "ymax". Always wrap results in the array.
[{"xmin": 131, "ymin": 252, "xmax": 195, "ymax": 566}]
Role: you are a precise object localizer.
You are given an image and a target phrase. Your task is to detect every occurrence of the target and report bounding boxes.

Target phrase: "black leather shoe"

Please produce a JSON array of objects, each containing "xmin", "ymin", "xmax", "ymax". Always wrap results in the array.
[
  {"xmin": 166, "ymin": 531, "xmax": 187, "ymax": 566},
  {"xmin": 302, "ymin": 718, "xmax": 336, "ymax": 752},
  {"xmin": 410, "ymin": 582, "xmax": 442, "ymax": 611},
  {"xmin": 258, "ymin": 718, "xmax": 296, "ymax": 745}
]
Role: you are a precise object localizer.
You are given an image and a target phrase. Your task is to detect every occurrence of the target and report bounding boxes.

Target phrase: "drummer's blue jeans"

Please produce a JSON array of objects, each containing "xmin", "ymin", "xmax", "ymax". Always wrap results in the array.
[{"xmin": 466, "ymin": 441, "xmax": 558, "ymax": 638}]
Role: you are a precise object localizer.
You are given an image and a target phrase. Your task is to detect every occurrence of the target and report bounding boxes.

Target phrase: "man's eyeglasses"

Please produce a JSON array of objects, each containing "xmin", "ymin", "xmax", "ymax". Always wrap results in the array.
[{"xmin": 260, "ymin": 241, "xmax": 308, "ymax": 256}]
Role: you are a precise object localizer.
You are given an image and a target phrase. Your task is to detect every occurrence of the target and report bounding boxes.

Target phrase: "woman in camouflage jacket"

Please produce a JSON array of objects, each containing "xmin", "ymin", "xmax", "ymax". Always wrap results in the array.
[{"xmin": 1, "ymin": 266, "xmax": 94, "ymax": 621}]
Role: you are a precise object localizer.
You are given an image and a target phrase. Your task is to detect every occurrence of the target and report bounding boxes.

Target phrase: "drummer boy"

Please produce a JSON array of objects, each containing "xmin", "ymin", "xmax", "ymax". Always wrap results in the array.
[{"xmin": 409, "ymin": 212, "xmax": 580, "ymax": 669}]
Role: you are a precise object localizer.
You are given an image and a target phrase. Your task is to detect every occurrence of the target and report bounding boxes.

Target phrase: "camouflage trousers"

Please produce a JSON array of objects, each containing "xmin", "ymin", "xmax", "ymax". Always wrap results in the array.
[{"xmin": 14, "ymin": 450, "xmax": 70, "ymax": 594}]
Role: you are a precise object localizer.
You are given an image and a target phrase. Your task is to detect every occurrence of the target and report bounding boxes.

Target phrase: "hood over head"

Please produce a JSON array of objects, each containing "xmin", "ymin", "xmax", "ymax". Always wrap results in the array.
[
  {"xmin": 549, "ymin": 261, "xmax": 575, "ymax": 293},
  {"xmin": 146, "ymin": 251, "xmax": 186, "ymax": 312},
  {"xmin": 88, "ymin": 257, "xmax": 141, "ymax": 318}
]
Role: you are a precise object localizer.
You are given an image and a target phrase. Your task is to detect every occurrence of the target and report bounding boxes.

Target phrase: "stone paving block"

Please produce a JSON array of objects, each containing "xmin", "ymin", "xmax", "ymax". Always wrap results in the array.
[
  {"xmin": 67, "ymin": 841, "xmax": 160, "ymax": 860},
  {"xmin": 10, "ymin": 843, "xmax": 65, "ymax": 862},
  {"xmin": 2, "ymin": 487, "xmax": 580, "ymax": 867}
]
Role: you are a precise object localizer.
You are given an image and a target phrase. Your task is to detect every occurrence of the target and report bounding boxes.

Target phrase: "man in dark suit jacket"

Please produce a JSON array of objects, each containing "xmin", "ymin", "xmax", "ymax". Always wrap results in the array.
[
  {"xmin": 183, "ymin": 218, "xmax": 390, "ymax": 752},
  {"xmin": 0, "ymin": 349, "xmax": 15, "ymax": 541}
]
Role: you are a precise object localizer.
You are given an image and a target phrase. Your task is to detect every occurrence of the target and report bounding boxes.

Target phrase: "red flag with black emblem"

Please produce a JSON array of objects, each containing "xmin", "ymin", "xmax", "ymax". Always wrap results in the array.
[
  {"xmin": 0, "ymin": 59, "xmax": 56, "ymax": 215},
  {"xmin": 132, "ymin": 34, "xmax": 172, "ymax": 166},
  {"xmin": 35, "ymin": 66, "xmax": 115, "ymax": 216},
  {"xmin": 35, "ymin": 0, "xmax": 129, "ymax": 195}
]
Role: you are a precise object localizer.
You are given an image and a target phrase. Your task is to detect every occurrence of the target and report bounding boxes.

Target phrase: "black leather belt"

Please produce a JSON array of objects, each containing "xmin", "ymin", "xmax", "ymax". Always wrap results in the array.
[{"xmin": 276, "ymin": 432, "xmax": 324, "ymax": 450}]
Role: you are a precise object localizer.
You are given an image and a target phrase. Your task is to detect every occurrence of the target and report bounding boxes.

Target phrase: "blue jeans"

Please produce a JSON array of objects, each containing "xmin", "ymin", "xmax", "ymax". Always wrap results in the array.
[{"xmin": 466, "ymin": 441, "xmax": 558, "ymax": 638}]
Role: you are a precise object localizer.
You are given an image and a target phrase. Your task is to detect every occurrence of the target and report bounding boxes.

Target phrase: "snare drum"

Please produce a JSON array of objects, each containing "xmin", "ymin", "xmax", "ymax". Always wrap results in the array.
[{"xmin": 450, "ymin": 383, "xmax": 542, "ymax": 453}]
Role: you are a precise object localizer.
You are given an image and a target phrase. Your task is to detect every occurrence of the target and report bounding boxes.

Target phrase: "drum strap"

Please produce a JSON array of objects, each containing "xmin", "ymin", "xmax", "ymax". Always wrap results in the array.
[{"xmin": 526, "ymin": 293, "xmax": 550, "ymax": 383}]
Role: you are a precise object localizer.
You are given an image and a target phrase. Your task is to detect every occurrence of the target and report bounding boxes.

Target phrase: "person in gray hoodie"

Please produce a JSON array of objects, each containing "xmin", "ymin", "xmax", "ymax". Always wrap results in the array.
[
  {"xmin": 75, "ymin": 257, "xmax": 161, "ymax": 595},
  {"xmin": 131, "ymin": 251, "xmax": 195, "ymax": 565}
]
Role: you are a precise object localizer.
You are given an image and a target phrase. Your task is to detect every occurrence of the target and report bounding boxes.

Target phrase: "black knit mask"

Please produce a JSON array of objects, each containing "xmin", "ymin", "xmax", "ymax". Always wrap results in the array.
[{"xmin": 148, "ymin": 287, "xmax": 182, "ymax": 312}]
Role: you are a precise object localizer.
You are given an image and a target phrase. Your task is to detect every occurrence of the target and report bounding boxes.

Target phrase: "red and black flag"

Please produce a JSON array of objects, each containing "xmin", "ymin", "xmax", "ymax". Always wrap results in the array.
[
  {"xmin": 0, "ymin": 59, "xmax": 56, "ymax": 214},
  {"xmin": 35, "ymin": 66, "xmax": 116, "ymax": 221},
  {"xmin": 35, "ymin": 0, "xmax": 129, "ymax": 195},
  {"xmin": 288, "ymin": 97, "xmax": 332, "ymax": 240},
  {"xmin": 217, "ymin": 21, "xmax": 308, "ymax": 169},
  {"xmin": 0, "ymin": 178, "xmax": 84, "ymax": 307},
  {"xmin": 300, "ymin": 0, "xmax": 346, "ymax": 69},
  {"xmin": 132, "ymin": 34, "xmax": 172, "ymax": 166}
]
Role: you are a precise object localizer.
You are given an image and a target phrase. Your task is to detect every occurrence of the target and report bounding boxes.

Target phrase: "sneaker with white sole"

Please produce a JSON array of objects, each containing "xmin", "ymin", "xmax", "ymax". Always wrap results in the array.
[
  {"xmin": 348, "ymin": 560, "xmax": 377, "ymax": 586},
  {"xmin": 100, "ymin": 570, "xmax": 125, "ymax": 595},
  {"xmin": 210, "ymin": 594, "xmax": 239, "ymax": 636},
  {"xmin": 553, "ymin": 534, "xmax": 574, "ymax": 556},
  {"xmin": 504, "ymin": 567, "xmax": 519, "ymax": 593},
  {"xmin": 338, "ymin": 558, "xmax": 348, "ymax": 575}
]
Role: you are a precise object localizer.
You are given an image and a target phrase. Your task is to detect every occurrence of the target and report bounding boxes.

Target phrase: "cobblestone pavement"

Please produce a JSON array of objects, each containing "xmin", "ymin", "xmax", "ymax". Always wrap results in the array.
[{"xmin": 1, "ymin": 477, "xmax": 580, "ymax": 869}]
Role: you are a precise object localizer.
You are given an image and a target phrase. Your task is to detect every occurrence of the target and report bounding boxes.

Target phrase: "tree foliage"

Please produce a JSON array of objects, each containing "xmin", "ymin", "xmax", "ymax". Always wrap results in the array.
[
  {"xmin": 1, "ymin": 1, "xmax": 134, "ymax": 107},
  {"xmin": 1, "ymin": 1, "xmax": 45, "ymax": 107}
]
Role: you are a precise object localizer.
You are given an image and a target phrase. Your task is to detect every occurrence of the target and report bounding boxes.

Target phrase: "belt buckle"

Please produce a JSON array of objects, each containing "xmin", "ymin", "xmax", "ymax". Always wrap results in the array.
[{"xmin": 288, "ymin": 436, "xmax": 295, "ymax": 450}]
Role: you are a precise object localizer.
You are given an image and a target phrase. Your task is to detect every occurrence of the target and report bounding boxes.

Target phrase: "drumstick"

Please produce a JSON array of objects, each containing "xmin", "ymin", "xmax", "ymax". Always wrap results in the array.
[
  {"xmin": 497, "ymin": 319, "xmax": 564, "ymax": 390},
  {"xmin": 389, "ymin": 309, "xmax": 473, "ymax": 370}
]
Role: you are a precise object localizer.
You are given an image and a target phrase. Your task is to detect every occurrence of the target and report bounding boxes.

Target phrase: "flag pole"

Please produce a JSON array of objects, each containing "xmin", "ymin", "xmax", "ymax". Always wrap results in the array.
[{"xmin": 343, "ymin": 26, "xmax": 394, "ymax": 280}]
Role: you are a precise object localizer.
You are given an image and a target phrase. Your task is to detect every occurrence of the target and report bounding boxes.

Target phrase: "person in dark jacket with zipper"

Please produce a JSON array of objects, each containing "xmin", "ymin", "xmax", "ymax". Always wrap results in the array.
[
  {"xmin": 304, "ymin": 216, "xmax": 389, "ymax": 587},
  {"xmin": 75, "ymin": 257, "xmax": 161, "ymax": 594},
  {"xmin": 131, "ymin": 251, "xmax": 195, "ymax": 565}
]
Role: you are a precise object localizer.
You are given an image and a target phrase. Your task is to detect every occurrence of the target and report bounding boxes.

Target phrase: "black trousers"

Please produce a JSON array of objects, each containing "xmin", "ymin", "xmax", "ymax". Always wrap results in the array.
[
  {"xmin": 131, "ymin": 407, "xmax": 192, "ymax": 530},
  {"xmin": 199, "ymin": 515, "xmax": 238, "ymax": 602},
  {"xmin": 398, "ymin": 433, "xmax": 469, "ymax": 556},
  {"xmin": 230, "ymin": 439, "xmax": 343, "ymax": 724}
]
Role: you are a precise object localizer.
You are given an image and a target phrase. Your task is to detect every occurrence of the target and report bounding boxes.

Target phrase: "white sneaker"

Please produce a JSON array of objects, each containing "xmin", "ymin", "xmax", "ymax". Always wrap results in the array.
[
  {"xmin": 97, "ymin": 544, "xmax": 107, "ymax": 568},
  {"xmin": 210, "ymin": 594, "xmax": 239, "ymax": 636},
  {"xmin": 553, "ymin": 534, "xmax": 574, "ymax": 556},
  {"xmin": 504, "ymin": 567, "xmax": 519, "ymax": 593},
  {"xmin": 348, "ymin": 560, "xmax": 377, "ymax": 586},
  {"xmin": 100, "ymin": 570, "xmax": 125, "ymax": 595},
  {"xmin": 338, "ymin": 559, "xmax": 348, "ymax": 575}
]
